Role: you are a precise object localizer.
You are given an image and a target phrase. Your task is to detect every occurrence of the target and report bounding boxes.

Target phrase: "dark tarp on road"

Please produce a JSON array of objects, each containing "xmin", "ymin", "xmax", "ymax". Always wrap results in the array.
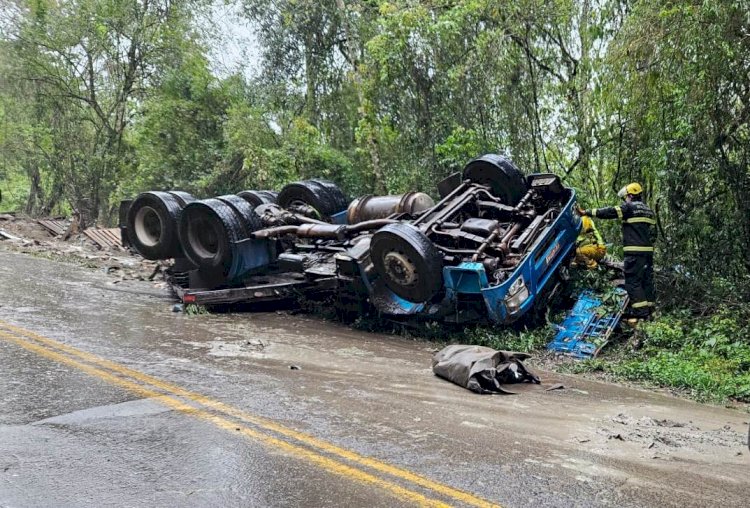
[{"xmin": 432, "ymin": 345, "xmax": 545, "ymax": 394}]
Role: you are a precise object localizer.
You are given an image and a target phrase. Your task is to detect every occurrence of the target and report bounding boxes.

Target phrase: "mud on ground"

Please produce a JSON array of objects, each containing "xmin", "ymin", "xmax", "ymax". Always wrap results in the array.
[
  {"xmin": 0, "ymin": 214, "xmax": 168, "ymax": 287},
  {"xmin": 2, "ymin": 213, "xmax": 750, "ymax": 417}
]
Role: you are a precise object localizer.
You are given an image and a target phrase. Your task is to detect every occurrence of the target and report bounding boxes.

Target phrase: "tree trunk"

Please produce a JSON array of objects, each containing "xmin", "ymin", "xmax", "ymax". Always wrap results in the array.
[
  {"xmin": 575, "ymin": 0, "xmax": 592, "ymax": 177},
  {"xmin": 304, "ymin": 32, "xmax": 318, "ymax": 125},
  {"xmin": 25, "ymin": 166, "xmax": 41, "ymax": 215},
  {"xmin": 334, "ymin": 0, "xmax": 386, "ymax": 194}
]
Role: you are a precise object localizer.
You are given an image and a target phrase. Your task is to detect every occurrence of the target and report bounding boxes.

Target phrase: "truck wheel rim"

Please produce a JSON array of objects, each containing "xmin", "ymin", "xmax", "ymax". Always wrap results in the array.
[
  {"xmin": 134, "ymin": 206, "xmax": 162, "ymax": 247},
  {"xmin": 188, "ymin": 216, "xmax": 220, "ymax": 259},
  {"xmin": 383, "ymin": 251, "xmax": 418, "ymax": 287}
]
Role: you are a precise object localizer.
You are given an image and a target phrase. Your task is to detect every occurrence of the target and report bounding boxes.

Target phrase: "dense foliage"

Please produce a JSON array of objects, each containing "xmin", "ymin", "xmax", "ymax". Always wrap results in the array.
[{"xmin": 1, "ymin": 1, "xmax": 749, "ymax": 400}]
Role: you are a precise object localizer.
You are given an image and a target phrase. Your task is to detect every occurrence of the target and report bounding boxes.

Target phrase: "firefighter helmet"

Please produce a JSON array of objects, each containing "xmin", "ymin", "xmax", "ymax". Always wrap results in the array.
[{"xmin": 617, "ymin": 182, "xmax": 643, "ymax": 199}]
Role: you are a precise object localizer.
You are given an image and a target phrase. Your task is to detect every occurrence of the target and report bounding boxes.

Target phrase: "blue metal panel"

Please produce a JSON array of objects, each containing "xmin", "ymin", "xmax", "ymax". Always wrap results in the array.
[
  {"xmin": 331, "ymin": 209, "xmax": 348, "ymax": 225},
  {"xmin": 443, "ymin": 262, "xmax": 489, "ymax": 294},
  {"xmin": 369, "ymin": 278, "xmax": 426, "ymax": 315},
  {"xmin": 228, "ymin": 238, "xmax": 273, "ymax": 281},
  {"xmin": 481, "ymin": 283, "xmax": 509, "ymax": 323},
  {"xmin": 547, "ymin": 289, "xmax": 627, "ymax": 358},
  {"xmin": 390, "ymin": 291, "xmax": 426, "ymax": 313}
]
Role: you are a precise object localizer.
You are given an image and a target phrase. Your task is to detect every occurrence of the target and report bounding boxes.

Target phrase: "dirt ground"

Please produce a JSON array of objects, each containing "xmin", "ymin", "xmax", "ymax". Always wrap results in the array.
[{"xmin": 0, "ymin": 214, "xmax": 168, "ymax": 286}]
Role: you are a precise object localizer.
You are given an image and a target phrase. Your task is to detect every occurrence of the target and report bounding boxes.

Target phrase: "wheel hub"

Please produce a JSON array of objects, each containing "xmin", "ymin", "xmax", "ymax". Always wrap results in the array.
[
  {"xmin": 134, "ymin": 206, "xmax": 162, "ymax": 247},
  {"xmin": 188, "ymin": 216, "xmax": 220, "ymax": 259},
  {"xmin": 383, "ymin": 251, "xmax": 418, "ymax": 287},
  {"xmin": 288, "ymin": 199, "xmax": 321, "ymax": 220}
]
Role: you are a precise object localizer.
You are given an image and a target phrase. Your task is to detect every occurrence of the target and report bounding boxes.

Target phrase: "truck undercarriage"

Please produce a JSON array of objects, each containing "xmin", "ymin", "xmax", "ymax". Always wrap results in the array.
[{"xmin": 122, "ymin": 154, "xmax": 582, "ymax": 325}]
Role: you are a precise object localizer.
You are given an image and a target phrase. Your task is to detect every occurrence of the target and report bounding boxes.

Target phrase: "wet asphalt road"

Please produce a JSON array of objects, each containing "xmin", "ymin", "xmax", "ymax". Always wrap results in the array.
[{"xmin": 0, "ymin": 249, "xmax": 749, "ymax": 507}]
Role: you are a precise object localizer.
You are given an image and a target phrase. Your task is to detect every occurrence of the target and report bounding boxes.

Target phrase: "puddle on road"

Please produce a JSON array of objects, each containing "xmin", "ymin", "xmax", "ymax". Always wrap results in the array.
[
  {"xmin": 32, "ymin": 398, "xmax": 170, "ymax": 426},
  {"xmin": 183, "ymin": 339, "xmax": 269, "ymax": 359}
]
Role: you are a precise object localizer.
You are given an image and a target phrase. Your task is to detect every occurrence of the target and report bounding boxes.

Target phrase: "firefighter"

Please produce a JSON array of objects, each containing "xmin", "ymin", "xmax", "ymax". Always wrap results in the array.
[
  {"xmin": 574, "ymin": 216, "xmax": 607, "ymax": 269},
  {"xmin": 577, "ymin": 183, "xmax": 656, "ymax": 318}
]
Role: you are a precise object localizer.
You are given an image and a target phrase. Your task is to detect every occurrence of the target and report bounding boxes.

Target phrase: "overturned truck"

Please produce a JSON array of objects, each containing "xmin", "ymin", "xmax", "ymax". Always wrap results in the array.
[{"xmin": 122, "ymin": 154, "xmax": 581, "ymax": 325}]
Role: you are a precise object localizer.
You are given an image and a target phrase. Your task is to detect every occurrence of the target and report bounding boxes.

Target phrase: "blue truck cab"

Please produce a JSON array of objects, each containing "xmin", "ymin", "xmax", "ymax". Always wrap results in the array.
[
  {"xmin": 364, "ymin": 170, "xmax": 582, "ymax": 324},
  {"xmin": 444, "ymin": 184, "xmax": 580, "ymax": 323},
  {"xmin": 452, "ymin": 191, "xmax": 581, "ymax": 324}
]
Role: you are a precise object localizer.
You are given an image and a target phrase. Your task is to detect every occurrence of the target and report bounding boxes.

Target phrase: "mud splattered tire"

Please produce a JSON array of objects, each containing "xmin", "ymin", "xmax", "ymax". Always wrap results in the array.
[
  {"xmin": 463, "ymin": 154, "xmax": 527, "ymax": 206},
  {"xmin": 178, "ymin": 198, "xmax": 246, "ymax": 277},
  {"xmin": 309, "ymin": 179, "xmax": 349, "ymax": 214},
  {"xmin": 278, "ymin": 180, "xmax": 342, "ymax": 220},
  {"xmin": 126, "ymin": 191, "xmax": 184, "ymax": 260},
  {"xmin": 216, "ymin": 194, "xmax": 264, "ymax": 237},
  {"xmin": 371, "ymin": 223, "xmax": 444, "ymax": 303},
  {"xmin": 237, "ymin": 190, "xmax": 278, "ymax": 208}
]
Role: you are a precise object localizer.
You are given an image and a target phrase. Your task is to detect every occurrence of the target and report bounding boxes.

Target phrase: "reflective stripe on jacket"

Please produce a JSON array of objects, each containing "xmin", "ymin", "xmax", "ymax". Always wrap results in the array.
[{"xmin": 587, "ymin": 201, "xmax": 656, "ymax": 253}]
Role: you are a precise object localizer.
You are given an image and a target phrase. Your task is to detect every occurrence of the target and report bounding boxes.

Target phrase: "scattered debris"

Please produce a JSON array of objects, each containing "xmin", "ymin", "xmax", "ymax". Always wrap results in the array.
[
  {"xmin": 0, "ymin": 228, "xmax": 20, "ymax": 241},
  {"xmin": 599, "ymin": 412, "xmax": 746, "ymax": 453},
  {"xmin": 37, "ymin": 218, "xmax": 67, "ymax": 236},
  {"xmin": 83, "ymin": 227, "xmax": 122, "ymax": 249},
  {"xmin": 0, "ymin": 216, "xmax": 163, "ymax": 283}
]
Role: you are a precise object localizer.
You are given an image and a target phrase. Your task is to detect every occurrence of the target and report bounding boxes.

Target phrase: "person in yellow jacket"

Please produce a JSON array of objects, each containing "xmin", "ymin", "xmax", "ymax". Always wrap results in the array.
[{"xmin": 574, "ymin": 216, "xmax": 607, "ymax": 269}]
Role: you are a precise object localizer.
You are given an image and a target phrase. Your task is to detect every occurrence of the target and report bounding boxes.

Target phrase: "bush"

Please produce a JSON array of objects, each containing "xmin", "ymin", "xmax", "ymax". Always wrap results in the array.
[
  {"xmin": 615, "ymin": 308, "xmax": 750, "ymax": 402},
  {"xmin": 464, "ymin": 325, "xmax": 553, "ymax": 353}
]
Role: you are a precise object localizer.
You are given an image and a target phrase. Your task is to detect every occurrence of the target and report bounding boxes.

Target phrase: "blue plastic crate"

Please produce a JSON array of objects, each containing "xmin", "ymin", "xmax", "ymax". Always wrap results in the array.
[{"xmin": 547, "ymin": 289, "xmax": 628, "ymax": 358}]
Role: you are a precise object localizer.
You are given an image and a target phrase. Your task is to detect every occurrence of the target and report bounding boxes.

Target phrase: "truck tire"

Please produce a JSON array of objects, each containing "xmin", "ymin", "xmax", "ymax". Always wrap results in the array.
[
  {"xmin": 216, "ymin": 194, "xmax": 264, "ymax": 237},
  {"xmin": 179, "ymin": 198, "xmax": 246, "ymax": 277},
  {"xmin": 371, "ymin": 223, "xmax": 444, "ymax": 303},
  {"xmin": 463, "ymin": 154, "xmax": 527, "ymax": 206},
  {"xmin": 237, "ymin": 190, "xmax": 278, "ymax": 208},
  {"xmin": 309, "ymin": 179, "xmax": 349, "ymax": 213},
  {"xmin": 127, "ymin": 191, "xmax": 184, "ymax": 260},
  {"xmin": 167, "ymin": 191, "xmax": 196, "ymax": 207},
  {"xmin": 278, "ymin": 180, "xmax": 341, "ymax": 220}
]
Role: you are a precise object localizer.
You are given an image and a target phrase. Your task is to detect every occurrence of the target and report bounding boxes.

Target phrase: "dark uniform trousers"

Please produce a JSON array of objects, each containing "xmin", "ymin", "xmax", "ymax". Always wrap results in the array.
[{"xmin": 624, "ymin": 254, "xmax": 655, "ymax": 318}]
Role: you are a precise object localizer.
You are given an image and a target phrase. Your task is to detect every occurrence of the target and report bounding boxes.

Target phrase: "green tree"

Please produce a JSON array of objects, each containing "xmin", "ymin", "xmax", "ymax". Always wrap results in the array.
[
  {"xmin": 1, "ymin": 0, "xmax": 204, "ymax": 225},
  {"xmin": 127, "ymin": 54, "xmax": 240, "ymax": 197},
  {"xmin": 608, "ymin": 0, "xmax": 750, "ymax": 279}
]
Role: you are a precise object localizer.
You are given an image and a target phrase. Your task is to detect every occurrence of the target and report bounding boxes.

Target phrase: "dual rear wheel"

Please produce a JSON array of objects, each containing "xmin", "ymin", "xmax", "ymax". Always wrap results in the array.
[{"xmin": 127, "ymin": 191, "xmax": 195, "ymax": 260}]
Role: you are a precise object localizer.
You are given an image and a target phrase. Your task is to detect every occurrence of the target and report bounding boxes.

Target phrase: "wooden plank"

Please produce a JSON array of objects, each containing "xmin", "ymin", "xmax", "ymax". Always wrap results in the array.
[
  {"xmin": 83, "ymin": 227, "xmax": 122, "ymax": 249},
  {"xmin": 103, "ymin": 228, "xmax": 122, "ymax": 246},
  {"xmin": 37, "ymin": 219, "xmax": 66, "ymax": 236}
]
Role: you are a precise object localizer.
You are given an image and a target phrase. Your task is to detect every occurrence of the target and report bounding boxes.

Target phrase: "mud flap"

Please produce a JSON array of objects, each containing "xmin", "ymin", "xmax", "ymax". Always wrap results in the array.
[{"xmin": 228, "ymin": 238, "xmax": 274, "ymax": 282}]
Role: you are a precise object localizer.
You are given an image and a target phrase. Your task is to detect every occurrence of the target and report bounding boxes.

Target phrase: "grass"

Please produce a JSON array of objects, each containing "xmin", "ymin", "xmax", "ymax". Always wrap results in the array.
[
  {"xmin": 463, "ymin": 324, "xmax": 553, "ymax": 353},
  {"xmin": 496, "ymin": 304, "xmax": 750, "ymax": 404},
  {"xmin": 185, "ymin": 303, "xmax": 209, "ymax": 315}
]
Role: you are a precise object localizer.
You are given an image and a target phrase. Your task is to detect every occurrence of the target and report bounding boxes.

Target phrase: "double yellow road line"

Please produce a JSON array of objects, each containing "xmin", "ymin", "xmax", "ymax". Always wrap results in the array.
[{"xmin": 0, "ymin": 319, "xmax": 499, "ymax": 508}]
